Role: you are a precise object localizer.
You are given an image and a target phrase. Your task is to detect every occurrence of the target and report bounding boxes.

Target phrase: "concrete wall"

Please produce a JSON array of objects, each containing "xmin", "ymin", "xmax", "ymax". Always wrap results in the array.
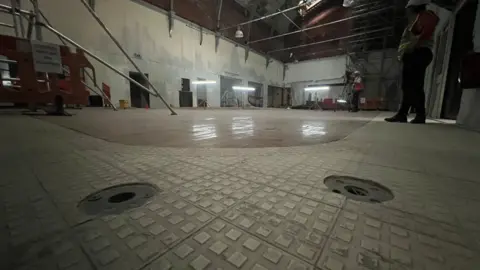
[
  {"xmin": 0, "ymin": 0, "xmax": 284, "ymax": 108},
  {"xmin": 285, "ymin": 55, "xmax": 348, "ymax": 106},
  {"xmin": 284, "ymin": 55, "xmax": 348, "ymax": 84},
  {"xmin": 290, "ymin": 82, "xmax": 345, "ymax": 106},
  {"xmin": 286, "ymin": 52, "xmax": 402, "ymax": 108}
]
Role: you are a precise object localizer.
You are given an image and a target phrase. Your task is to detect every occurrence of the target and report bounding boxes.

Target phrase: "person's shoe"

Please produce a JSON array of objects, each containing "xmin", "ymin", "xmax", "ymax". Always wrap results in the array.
[
  {"xmin": 385, "ymin": 114, "xmax": 407, "ymax": 123},
  {"xmin": 410, "ymin": 116, "xmax": 426, "ymax": 124}
]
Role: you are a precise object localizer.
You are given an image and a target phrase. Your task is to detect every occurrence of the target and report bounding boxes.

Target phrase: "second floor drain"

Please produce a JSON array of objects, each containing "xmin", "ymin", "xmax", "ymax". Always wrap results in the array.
[
  {"xmin": 324, "ymin": 175, "xmax": 394, "ymax": 203},
  {"xmin": 78, "ymin": 183, "xmax": 160, "ymax": 216}
]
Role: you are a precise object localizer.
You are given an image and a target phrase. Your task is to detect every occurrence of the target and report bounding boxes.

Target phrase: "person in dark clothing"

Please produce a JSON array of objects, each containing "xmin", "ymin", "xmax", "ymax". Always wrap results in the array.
[
  {"xmin": 385, "ymin": 0, "xmax": 439, "ymax": 124},
  {"xmin": 351, "ymin": 71, "xmax": 363, "ymax": 112}
]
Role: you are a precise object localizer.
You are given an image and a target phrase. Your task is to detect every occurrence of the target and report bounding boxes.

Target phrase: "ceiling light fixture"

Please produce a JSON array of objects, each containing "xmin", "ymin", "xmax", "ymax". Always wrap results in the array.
[
  {"xmin": 232, "ymin": 86, "xmax": 255, "ymax": 91},
  {"xmin": 342, "ymin": 0, "xmax": 356, "ymax": 7},
  {"xmin": 235, "ymin": 26, "xmax": 244, "ymax": 39},
  {"xmin": 305, "ymin": 86, "xmax": 330, "ymax": 91},
  {"xmin": 192, "ymin": 80, "xmax": 217, "ymax": 85},
  {"xmin": 337, "ymin": 99, "xmax": 347, "ymax": 103}
]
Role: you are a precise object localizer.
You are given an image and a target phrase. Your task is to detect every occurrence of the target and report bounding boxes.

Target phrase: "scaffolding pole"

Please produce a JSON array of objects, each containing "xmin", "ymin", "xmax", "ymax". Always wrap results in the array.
[
  {"xmin": 9, "ymin": 0, "xmax": 18, "ymax": 36},
  {"xmin": 78, "ymin": 0, "xmax": 177, "ymax": 115},
  {"xmin": 39, "ymin": 23, "xmax": 166, "ymax": 107},
  {"xmin": 249, "ymin": 6, "xmax": 394, "ymax": 44},
  {"xmin": 219, "ymin": 3, "xmax": 305, "ymax": 31},
  {"xmin": 28, "ymin": 1, "xmax": 115, "ymax": 111},
  {"xmin": 16, "ymin": 0, "xmax": 26, "ymax": 37},
  {"xmin": 268, "ymin": 27, "xmax": 391, "ymax": 54},
  {"xmin": 0, "ymin": 22, "xmax": 14, "ymax": 28},
  {"xmin": 0, "ymin": 3, "xmax": 30, "ymax": 14}
]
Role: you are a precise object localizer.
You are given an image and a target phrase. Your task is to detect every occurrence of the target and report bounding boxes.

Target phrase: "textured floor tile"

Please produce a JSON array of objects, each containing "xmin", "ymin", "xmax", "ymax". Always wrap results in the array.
[
  {"xmin": 10, "ymin": 233, "xmax": 94, "ymax": 270},
  {"xmin": 73, "ymin": 192, "xmax": 213, "ymax": 270},
  {"xmin": 317, "ymin": 207, "xmax": 479, "ymax": 270},
  {"xmin": 171, "ymin": 172, "xmax": 261, "ymax": 215},
  {"xmin": 144, "ymin": 218, "xmax": 314, "ymax": 269},
  {"xmin": 222, "ymin": 187, "xmax": 340, "ymax": 264}
]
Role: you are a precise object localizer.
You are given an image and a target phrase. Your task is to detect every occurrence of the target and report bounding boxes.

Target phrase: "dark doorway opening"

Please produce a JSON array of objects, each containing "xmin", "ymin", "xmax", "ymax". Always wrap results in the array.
[
  {"xmin": 196, "ymin": 78, "xmax": 208, "ymax": 108},
  {"xmin": 220, "ymin": 76, "xmax": 242, "ymax": 107},
  {"xmin": 179, "ymin": 78, "xmax": 193, "ymax": 107},
  {"xmin": 268, "ymin": 86, "xmax": 291, "ymax": 108},
  {"xmin": 129, "ymin": 72, "xmax": 150, "ymax": 108},
  {"xmin": 89, "ymin": 95, "xmax": 103, "ymax": 107}
]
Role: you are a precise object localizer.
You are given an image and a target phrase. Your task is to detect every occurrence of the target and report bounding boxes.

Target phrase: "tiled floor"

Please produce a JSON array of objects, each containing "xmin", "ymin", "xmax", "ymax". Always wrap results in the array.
[
  {"xmin": 1, "ymin": 109, "xmax": 479, "ymax": 270},
  {"xmin": 35, "ymin": 108, "xmax": 376, "ymax": 148}
]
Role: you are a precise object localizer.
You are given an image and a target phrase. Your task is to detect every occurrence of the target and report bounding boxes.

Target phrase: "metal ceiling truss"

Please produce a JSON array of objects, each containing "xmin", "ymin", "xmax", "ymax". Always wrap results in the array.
[
  {"xmin": 215, "ymin": 0, "xmax": 223, "ymax": 52},
  {"xmin": 345, "ymin": 0, "xmax": 402, "ymax": 102},
  {"xmin": 249, "ymin": 6, "xmax": 394, "ymax": 45}
]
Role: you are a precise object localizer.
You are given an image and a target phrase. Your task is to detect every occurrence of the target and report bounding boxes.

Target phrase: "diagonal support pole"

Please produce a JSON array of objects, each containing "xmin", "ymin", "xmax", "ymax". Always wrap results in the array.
[
  {"xmin": 40, "ymin": 23, "xmax": 160, "ymax": 107},
  {"xmin": 79, "ymin": 0, "xmax": 177, "ymax": 115}
]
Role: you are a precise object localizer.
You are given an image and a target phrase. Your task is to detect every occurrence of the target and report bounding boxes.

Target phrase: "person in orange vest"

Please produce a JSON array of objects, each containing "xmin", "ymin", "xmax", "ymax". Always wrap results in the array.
[
  {"xmin": 385, "ymin": 0, "xmax": 439, "ymax": 124},
  {"xmin": 351, "ymin": 70, "xmax": 364, "ymax": 112}
]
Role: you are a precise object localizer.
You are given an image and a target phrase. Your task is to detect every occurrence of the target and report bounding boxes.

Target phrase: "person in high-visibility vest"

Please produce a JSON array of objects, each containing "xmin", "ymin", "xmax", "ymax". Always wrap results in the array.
[
  {"xmin": 351, "ymin": 71, "xmax": 364, "ymax": 112},
  {"xmin": 385, "ymin": 0, "xmax": 439, "ymax": 124}
]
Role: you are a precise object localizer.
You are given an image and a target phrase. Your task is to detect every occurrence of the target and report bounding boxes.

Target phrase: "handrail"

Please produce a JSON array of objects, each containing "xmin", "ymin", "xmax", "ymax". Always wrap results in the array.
[
  {"xmin": 39, "ymin": 22, "xmax": 163, "ymax": 110},
  {"xmin": 79, "ymin": 0, "xmax": 177, "ymax": 115}
]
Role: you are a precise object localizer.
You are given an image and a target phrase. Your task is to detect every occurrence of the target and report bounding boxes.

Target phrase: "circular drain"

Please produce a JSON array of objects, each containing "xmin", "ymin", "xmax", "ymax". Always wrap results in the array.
[
  {"xmin": 78, "ymin": 183, "xmax": 160, "ymax": 215},
  {"xmin": 324, "ymin": 175, "xmax": 394, "ymax": 203}
]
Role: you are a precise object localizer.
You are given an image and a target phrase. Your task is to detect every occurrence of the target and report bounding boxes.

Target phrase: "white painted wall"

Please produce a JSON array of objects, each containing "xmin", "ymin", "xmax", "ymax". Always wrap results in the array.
[
  {"xmin": 0, "ymin": 0, "xmax": 284, "ymax": 108},
  {"xmin": 285, "ymin": 55, "xmax": 348, "ymax": 106},
  {"xmin": 284, "ymin": 55, "xmax": 348, "ymax": 84}
]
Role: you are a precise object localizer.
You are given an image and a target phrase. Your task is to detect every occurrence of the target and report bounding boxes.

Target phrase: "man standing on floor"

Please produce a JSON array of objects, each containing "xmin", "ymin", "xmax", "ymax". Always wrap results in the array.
[
  {"xmin": 351, "ymin": 71, "xmax": 364, "ymax": 112},
  {"xmin": 385, "ymin": 0, "xmax": 439, "ymax": 124}
]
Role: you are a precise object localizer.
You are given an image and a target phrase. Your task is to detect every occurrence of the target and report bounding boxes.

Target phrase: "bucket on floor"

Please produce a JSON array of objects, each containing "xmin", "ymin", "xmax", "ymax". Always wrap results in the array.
[{"xmin": 119, "ymin": 100, "xmax": 129, "ymax": 109}]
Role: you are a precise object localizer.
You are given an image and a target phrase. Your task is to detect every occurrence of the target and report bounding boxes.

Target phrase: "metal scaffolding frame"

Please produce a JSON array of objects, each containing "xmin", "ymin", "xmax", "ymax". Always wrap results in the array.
[
  {"xmin": 0, "ymin": 0, "xmax": 178, "ymax": 114},
  {"xmin": 345, "ymin": 0, "xmax": 404, "ymax": 109}
]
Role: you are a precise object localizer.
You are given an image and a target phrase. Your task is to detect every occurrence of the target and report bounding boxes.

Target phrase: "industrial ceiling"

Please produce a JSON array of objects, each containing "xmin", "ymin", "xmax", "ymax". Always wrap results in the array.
[{"xmin": 142, "ymin": 0, "xmax": 459, "ymax": 63}]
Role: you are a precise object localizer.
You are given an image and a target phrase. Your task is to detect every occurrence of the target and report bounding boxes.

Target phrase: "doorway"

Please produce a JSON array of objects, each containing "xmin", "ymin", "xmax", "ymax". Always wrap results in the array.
[
  {"xmin": 220, "ymin": 76, "xmax": 242, "ymax": 107},
  {"xmin": 196, "ymin": 78, "xmax": 208, "ymax": 107},
  {"xmin": 179, "ymin": 78, "xmax": 193, "ymax": 107},
  {"xmin": 247, "ymin": 81, "xmax": 263, "ymax": 107},
  {"xmin": 268, "ymin": 86, "xmax": 291, "ymax": 108},
  {"xmin": 129, "ymin": 72, "xmax": 150, "ymax": 108}
]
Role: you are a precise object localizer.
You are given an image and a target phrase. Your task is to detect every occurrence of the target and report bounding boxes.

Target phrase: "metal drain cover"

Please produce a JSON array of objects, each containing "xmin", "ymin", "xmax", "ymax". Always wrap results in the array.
[
  {"xmin": 324, "ymin": 175, "xmax": 394, "ymax": 203},
  {"xmin": 78, "ymin": 183, "xmax": 160, "ymax": 215}
]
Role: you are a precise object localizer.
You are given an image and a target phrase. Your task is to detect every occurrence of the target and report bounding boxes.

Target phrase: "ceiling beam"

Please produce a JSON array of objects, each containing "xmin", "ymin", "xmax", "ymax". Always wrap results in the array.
[
  {"xmin": 268, "ymin": 26, "xmax": 391, "ymax": 53},
  {"xmin": 249, "ymin": 6, "xmax": 394, "ymax": 44},
  {"xmin": 219, "ymin": 3, "xmax": 305, "ymax": 31}
]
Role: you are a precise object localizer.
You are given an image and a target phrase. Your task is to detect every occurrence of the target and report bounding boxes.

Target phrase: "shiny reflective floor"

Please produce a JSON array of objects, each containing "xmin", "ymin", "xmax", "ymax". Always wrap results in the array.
[
  {"xmin": 36, "ymin": 108, "xmax": 378, "ymax": 148},
  {"xmin": 2, "ymin": 110, "xmax": 479, "ymax": 270}
]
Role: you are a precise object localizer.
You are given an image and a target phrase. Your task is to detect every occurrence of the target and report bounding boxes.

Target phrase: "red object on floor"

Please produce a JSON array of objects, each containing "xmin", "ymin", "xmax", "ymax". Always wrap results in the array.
[
  {"xmin": 0, "ymin": 34, "xmax": 93, "ymax": 105},
  {"xmin": 102, "ymin": 83, "xmax": 111, "ymax": 106},
  {"xmin": 145, "ymin": 104, "xmax": 149, "ymax": 109}
]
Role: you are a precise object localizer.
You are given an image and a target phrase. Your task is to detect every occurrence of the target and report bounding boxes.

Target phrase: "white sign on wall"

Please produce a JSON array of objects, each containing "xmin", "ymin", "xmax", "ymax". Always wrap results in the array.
[
  {"xmin": 360, "ymin": 97, "xmax": 366, "ymax": 104},
  {"xmin": 31, "ymin": 40, "xmax": 63, "ymax": 74}
]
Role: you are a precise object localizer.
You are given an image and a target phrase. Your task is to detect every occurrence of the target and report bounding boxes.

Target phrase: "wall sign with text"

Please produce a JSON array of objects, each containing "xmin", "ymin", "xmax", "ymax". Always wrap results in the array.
[{"xmin": 31, "ymin": 40, "xmax": 63, "ymax": 74}]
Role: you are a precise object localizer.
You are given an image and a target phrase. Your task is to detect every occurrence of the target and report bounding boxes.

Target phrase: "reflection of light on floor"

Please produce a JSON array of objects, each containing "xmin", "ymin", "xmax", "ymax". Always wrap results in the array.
[
  {"xmin": 205, "ymin": 118, "xmax": 215, "ymax": 121},
  {"xmin": 302, "ymin": 123, "xmax": 326, "ymax": 137},
  {"xmin": 232, "ymin": 117, "xmax": 254, "ymax": 137},
  {"xmin": 192, "ymin": 124, "xmax": 217, "ymax": 140}
]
